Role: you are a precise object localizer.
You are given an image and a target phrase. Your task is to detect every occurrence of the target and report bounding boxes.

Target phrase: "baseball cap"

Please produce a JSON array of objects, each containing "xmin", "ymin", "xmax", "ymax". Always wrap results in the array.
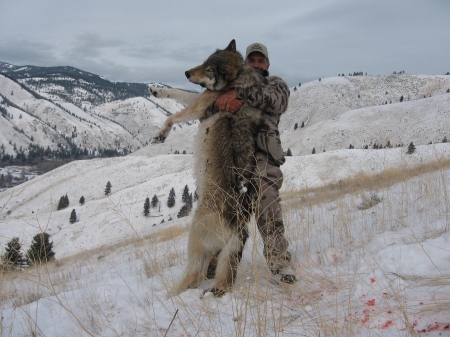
[{"xmin": 245, "ymin": 43, "xmax": 269, "ymax": 60}]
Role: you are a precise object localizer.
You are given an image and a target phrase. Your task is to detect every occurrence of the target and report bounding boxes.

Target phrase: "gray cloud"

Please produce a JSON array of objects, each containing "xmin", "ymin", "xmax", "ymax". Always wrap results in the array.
[{"xmin": 1, "ymin": 0, "xmax": 449, "ymax": 88}]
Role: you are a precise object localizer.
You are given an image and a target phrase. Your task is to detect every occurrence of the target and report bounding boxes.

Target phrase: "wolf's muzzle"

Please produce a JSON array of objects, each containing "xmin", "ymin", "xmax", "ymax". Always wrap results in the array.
[{"xmin": 185, "ymin": 71, "xmax": 191, "ymax": 79}]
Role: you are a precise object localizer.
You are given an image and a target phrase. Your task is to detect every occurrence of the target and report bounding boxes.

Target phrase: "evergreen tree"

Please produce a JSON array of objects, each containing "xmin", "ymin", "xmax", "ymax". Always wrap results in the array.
[
  {"xmin": 143, "ymin": 197, "xmax": 150, "ymax": 216},
  {"xmin": 151, "ymin": 194, "xmax": 159, "ymax": 207},
  {"xmin": 177, "ymin": 203, "xmax": 191, "ymax": 218},
  {"xmin": 79, "ymin": 196, "xmax": 85, "ymax": 205},
  {"xmin": 182, "ymin": 185, "xmax": 190, "ymax": 203},
  {"xmin": 57, "ymin": 194, "xmax": 69, "ymax": 210},
  {"xmin": 294, "ymin": 123, "xmax": 298, "ymax": 130},
  {"xmin": 104, "ymin": 181, "xmax": 112, "ymax": 195},
  {"xmin": 312, "ymin": 147, "xmax": 316, "ymax": 154},
  {"xmin": 400, "ymin": 95, "xmax": 404, "ymax": 102},
  {"xmin": 69, "ymin": 209, "xmax": 77, "ymax": 223},
  {"xmin": 167, "ymin": 187, "xmax": 175, "ymax": 208},
  {"xmin": 3, "ymin": 237, "xmax": 26, "ymax": 268},
  {"xmin": 286, "ymin": 148, "xmax": 292, "ymax": 156},
  {"xmin": 407, "ymin": 142, "xmax": 416, "ymax": 154},
  {"xmin": 26, "ymin": 232, "xmax": 55, "ymax": 264}
]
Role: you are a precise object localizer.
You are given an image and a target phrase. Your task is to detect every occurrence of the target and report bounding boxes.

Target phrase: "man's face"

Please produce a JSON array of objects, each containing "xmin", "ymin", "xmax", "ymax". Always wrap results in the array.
[{"xmin": 245, "ymin": 52, "xmax": 270, "ymax": 71}]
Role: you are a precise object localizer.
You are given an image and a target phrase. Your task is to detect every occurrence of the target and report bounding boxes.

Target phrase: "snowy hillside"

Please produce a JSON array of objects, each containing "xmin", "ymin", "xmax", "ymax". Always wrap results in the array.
[
  {"xmin": 0, "ymin": 64, "xmax": 185, "ymax": 159},
  {"xmin": 282, "ymin": 74, "xmax": 450, "ymax": 132},
  {"xmin": 1, "ymin": 67, "xmax": 450, "ymax": 336}
]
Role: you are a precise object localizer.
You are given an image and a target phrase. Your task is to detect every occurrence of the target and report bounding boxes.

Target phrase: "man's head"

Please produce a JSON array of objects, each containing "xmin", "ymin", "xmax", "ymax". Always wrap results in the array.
[{"xmin": 245, "ymin": 43, "xmax": 270, "ymax": 71}]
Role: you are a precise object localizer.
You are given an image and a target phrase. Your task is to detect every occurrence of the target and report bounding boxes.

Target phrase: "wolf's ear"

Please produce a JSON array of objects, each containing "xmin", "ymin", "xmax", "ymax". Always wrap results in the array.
[{"xmin": 226, "ymin": 39, "xmax": 237, "ymax": 52}]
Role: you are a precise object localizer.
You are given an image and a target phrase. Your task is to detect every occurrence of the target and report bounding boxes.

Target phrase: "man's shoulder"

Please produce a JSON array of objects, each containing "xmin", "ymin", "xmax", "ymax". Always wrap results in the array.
[{"xmin": 267, "ymin": 75, "xmax": 289, "ymax": 91}]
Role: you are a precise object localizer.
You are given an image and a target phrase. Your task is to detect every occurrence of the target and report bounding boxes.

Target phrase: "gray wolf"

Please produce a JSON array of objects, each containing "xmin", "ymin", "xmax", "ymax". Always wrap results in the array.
[{"xmin": 151, "ymin": 40, "xmax": 267, "ymax": 296}]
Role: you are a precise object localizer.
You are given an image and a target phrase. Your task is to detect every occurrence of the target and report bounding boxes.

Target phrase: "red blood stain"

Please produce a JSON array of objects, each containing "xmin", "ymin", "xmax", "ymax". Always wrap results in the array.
[
  {"xmin": 367, "ymin": 299, "xmax": 376, "ymax": 306},
  {"xmin": 381, "ymin": 320, "xmax": 393, "ymax": 329},
  {"xmin": 362, "ymin": 309, "xmax": 370, "ymax": 323},
  {"xmin": 362, "ymin": 314, "xmax": 370, "ymax": 323},
  {"xmin": 427, "ymin": 322, "xmax": 439, "ymax": 331}
]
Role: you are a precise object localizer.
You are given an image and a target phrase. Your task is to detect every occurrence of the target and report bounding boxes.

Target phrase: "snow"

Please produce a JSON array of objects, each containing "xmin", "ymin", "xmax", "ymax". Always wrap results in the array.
[{"xmin": 1, "ymin": 74, "xmax": 450, "ymax": 336}]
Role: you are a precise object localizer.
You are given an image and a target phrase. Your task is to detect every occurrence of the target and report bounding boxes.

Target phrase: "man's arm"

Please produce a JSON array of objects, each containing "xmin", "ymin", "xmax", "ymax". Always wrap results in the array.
[{"xmin": 235, "ymin": 76, "xmax": 289, "ymax": 115}]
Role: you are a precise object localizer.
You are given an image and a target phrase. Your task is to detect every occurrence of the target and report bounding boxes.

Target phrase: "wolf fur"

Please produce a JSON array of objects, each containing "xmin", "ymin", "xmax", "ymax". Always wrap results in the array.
[{"xmin": 152, "ymin": 40, "xmax": 267, "ymax": 297}]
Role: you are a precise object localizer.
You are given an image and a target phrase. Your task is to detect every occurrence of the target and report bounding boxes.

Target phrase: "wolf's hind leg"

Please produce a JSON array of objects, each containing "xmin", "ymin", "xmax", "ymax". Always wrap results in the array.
[
  {"xmin": 168, "ymin": 245, "xmax": 213, "ymax": 297},
  {"xmin": 168, "ymin": 211, "xmax": 221, "ymax": 296},
  {"xmin": 210, "ymin": 228, "xmax": 248, "ymax": 297}
]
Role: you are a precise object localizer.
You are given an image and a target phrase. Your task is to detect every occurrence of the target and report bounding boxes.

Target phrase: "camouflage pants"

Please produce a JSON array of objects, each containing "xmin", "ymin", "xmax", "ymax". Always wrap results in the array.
[{"xmin": 252, "ymin": 151, "xmax": 290, "ymax": 273}]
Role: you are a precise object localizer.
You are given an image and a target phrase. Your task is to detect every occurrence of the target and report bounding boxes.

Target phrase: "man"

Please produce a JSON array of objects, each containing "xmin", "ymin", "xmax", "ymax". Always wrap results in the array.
[{"xmin": 214, "ymin": 43, "xmax": 296, "ymax": 284}]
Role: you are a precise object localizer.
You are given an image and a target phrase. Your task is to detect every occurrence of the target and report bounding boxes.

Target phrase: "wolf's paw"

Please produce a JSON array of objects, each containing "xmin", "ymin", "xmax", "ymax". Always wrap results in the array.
[
  {"xmin": 151, "ymin": 133, "xmax": 167, "ymax": 144},
  {"xmin": 203, "ymin": 285, "xmax": 230, "ymax": 298},
  {"xmin": 149, "ymin": 85, "xmax": 170, "ymax": 98}
]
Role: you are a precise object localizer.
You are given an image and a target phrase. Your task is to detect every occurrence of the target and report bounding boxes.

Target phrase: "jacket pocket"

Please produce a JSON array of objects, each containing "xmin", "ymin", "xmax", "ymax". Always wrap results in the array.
[{"xmin": 256, "ymin": 130, "xmax": 285, "ymax": 166}]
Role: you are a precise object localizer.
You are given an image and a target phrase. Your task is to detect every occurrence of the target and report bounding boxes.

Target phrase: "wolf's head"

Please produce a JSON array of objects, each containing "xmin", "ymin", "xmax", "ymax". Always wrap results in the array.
[{"xmin": 185, "ymin": 40, "xmax": 244, "ymax": 91}]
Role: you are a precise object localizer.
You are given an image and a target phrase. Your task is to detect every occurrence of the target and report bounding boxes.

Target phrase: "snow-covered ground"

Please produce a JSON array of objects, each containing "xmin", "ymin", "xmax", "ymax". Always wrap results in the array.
[{"xmin": 1, "ymin": 143, "xmax": 450, "ymax": 336}]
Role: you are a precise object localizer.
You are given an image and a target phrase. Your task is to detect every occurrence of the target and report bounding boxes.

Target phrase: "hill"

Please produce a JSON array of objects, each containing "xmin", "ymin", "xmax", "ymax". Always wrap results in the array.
[{"xmin": 1, "ymin": 62, "xmax": 186, "ymax": 162}]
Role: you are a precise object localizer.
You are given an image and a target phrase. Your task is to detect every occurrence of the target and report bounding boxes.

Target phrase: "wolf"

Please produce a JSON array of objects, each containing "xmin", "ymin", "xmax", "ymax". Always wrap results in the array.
[{"xmin": 151, "ymin": 40, "xmax": 268, "ymax": 296}]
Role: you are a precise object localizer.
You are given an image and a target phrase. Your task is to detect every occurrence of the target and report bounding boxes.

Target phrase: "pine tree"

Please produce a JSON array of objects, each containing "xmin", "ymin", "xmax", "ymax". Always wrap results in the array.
[
  {"xmin": 182, "ymin": 185, "xmax": 190, "ymax": 203},
  {"xmin": 3, "ymin": 237, "xmax": 26, "ymax": 268},
  {"xmin": 104, "ymin": 181, "xmax": 112, "ymax": 195},
  {"xmin": 286, "ymin": 148, "xmax": 292, "ymax": 156},
  {"xmin": 407, "ymin": 142, "xmax": 416, "ymax": 154},
  {"xmin": 79, "ymin": 196, "xmax": 85, "ymax": 205},
  {"xmin": 151, "ymin": 194, "xmax": 159, "ymax": 207},
  {"xmin": 59, "ymin": 195, "xmax": 68, "ymax": 209},
  {"xmin": 69, "ymin": 209, "xmax": 77, "ymax": 223},
  {"xmin": 294, "ymin": 123, "xmax": 298, "ymax": 130},
  {"xmin": 177, "ymin": 204, "xmax": 191, "ymax": 218},
  {"xmin": 167, "ymin": 187, "xmax": 175, "ymax": 208},
  {"xmin": 312, "ymin": 147, "xmax": 316, "ymax": 154},
  {"xmin": 400, "ymin": 95, "xmax": 404, "ymax": 102},
  {"xmin": 57, "ymin": 194, "xmax": 69, "ymax": 210},
  {"xmin": 26, "ymin": 232, "xmax": 55, "ymax": 264},
  {"xmin": 143, "ymin": 197, "xmax": 150, "ymax": 216}
]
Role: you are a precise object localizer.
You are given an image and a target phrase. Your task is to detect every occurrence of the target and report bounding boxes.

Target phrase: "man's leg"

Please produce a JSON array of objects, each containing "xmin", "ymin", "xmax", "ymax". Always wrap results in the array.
[{"xmin": 253, "ymin": 151, "xmax": 296, "ymax": 283}]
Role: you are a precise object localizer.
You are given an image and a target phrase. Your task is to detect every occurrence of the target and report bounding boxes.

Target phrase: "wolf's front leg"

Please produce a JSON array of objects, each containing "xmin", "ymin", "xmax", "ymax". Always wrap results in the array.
[
  {"xmin": 151, "ymin": 115, "xmax": 175, "ymax": 143},
  {"xmin": 149, "ymin": 86, "xmax": 201, "ymax": 106}
]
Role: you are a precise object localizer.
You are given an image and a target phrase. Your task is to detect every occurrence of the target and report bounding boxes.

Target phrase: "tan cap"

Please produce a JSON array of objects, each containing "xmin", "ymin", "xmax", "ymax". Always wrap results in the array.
[{"xmin": 245, "ymin": 43, "xmax": 269, "ymax": 60}]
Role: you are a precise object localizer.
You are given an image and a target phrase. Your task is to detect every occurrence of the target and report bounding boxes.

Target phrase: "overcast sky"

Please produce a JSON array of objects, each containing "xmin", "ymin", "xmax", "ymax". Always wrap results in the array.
[{"xmin": 1, "ymin": 0, "xmax": 449, "ymax": 90}]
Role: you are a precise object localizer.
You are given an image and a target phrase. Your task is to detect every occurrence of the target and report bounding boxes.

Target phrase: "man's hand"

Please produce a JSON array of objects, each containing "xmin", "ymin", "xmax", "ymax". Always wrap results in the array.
[{"xmin": 214, "ymin": 90, "xmax": 244, "ymax": 113}]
